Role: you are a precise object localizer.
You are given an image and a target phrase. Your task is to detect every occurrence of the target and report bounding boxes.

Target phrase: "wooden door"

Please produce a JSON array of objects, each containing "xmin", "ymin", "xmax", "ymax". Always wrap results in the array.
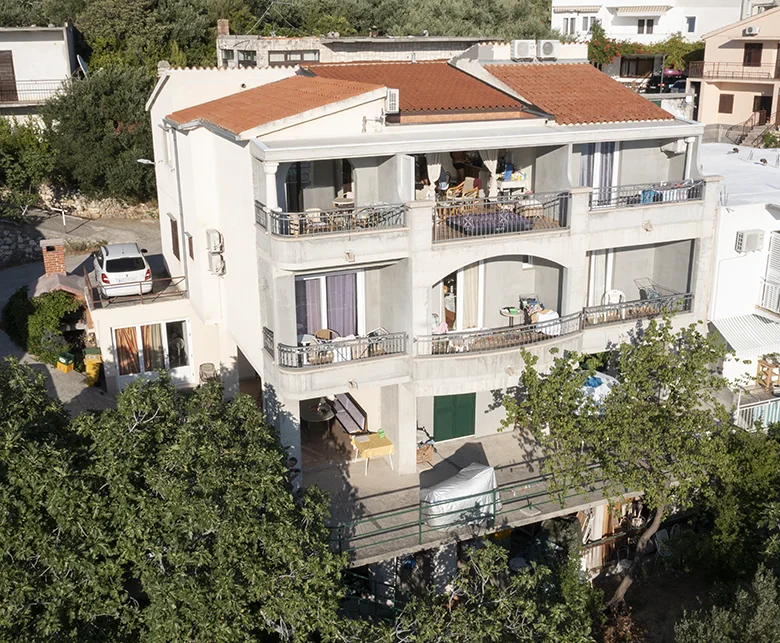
[
  {"xmin": 0, "ymin": 51, "xmax": 17, "ymax": 102},
  {"xmin": 433, "ymin": 393, "xmax": 476, "ymax": 441}
]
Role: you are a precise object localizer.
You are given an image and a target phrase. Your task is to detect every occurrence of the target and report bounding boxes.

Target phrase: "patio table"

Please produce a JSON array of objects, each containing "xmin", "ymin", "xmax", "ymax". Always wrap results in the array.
[{"xmin": 351, "ymin": 433, "xmax": 395, "ymax": 475}]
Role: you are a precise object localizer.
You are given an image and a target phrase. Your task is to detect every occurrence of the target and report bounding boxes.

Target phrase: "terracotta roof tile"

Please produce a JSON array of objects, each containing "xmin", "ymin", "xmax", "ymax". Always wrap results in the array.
[
  {"xmin": 486, "ymin": 63, "xmax": 674, "ymax": 125},
  {"xmin": 166, "ymin": 75, "xmax": 383, "ymax": 134},
  {"xmin": 308, "ymin": 61, "xmax": 526, "ymax": 113}
]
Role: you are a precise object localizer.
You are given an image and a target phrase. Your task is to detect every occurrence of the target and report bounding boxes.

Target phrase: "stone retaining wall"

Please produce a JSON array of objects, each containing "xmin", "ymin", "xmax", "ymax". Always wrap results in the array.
[{"xmin": 0, "ymin": 221, "xmax": 43, "ymax": 267}]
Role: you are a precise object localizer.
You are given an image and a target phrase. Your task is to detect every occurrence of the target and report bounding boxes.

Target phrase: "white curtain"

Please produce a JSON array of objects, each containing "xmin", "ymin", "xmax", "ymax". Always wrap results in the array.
[
  {"xmin": 479, "ymin": 149, "xmax": 499, "ymax": 197},
  {"xmin": 462, "ymin": 263, "xmax": 480, "ymax": 329},
  {"xmin": 426, "ymin": 153, "xmax": 442, "ymax": 187}
]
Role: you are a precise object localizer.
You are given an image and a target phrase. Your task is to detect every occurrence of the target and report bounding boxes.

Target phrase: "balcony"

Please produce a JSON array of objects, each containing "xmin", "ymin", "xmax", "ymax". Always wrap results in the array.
[
  {"xmin": 255, "ymin": 201, "xmax": 405, "ymax": 237},
  {"xmin": 588, "ymin": 180, "xmax": 704, "ymax": 211},
  {"xmin": 0, "ymin": 79, "xmax": 67, "ymax": 105},
  {"xmin": 583, "ymin": 292, "xmax": 693, "ymax": 327},
  {"xmin": 277, "ymin": 331, "xmax": 408, "ymax": 369},
  {"xmin": 416, "ymin": 312, "xmax": 583, "ymax": 356},
  {"xmin": 432, "ymin": 191, "xmax": 570, "ymax": 243},
  {"xmin": 688, "ymin": 61, "xmax": 780, "ymax": 81}
]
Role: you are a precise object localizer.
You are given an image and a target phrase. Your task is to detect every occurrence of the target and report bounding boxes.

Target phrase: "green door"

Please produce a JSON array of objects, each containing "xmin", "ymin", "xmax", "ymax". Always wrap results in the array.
[{"xmin": 433, "ymin": 393, "xmax": 476, "ymax": 441}]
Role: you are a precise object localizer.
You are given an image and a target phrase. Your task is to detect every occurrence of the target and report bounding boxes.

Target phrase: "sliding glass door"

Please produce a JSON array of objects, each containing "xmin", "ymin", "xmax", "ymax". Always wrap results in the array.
[{"xmin": 113, "ymin": 319, "xmax": 191, "ymax": 386}]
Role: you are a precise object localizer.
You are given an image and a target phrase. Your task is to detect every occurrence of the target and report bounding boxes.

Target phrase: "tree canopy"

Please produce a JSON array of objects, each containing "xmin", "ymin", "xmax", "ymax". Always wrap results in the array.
[
  {"xmin": 502, "ymin": 318, "xmax": 734, "ymax": 605},
  {"xmin": 0, "ymin": 358, "xmax": 345, "ymax": 641}
]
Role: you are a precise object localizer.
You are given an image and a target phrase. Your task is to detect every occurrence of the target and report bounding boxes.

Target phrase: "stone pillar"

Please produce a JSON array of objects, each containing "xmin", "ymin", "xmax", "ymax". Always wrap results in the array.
[
  {"xmin": 263, "ymin": 161, "xmax": 280, "ymax": 211},
  {"xmin": 561, "ymin": 188, "xmax": 591, "ymax": 316},
  {"xmin": 217, "ymin": 19, "xmax": 229, "ymax": 36}
]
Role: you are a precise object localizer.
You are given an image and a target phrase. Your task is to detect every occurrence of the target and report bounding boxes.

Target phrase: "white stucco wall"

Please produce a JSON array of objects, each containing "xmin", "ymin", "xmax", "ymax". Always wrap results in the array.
[{"xmin": 0, "ymin": 27, "xmax": 74, "ymax": 82}]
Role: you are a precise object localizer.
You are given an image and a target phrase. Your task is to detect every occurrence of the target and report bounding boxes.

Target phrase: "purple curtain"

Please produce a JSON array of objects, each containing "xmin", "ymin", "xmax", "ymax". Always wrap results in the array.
[
  {"xmin": 295, "ymin": 279, "xmax": 322, "ymax": 335},
  {"xmin": 326, "ymin": 273, "xmax": 357, "ymax": 337}
]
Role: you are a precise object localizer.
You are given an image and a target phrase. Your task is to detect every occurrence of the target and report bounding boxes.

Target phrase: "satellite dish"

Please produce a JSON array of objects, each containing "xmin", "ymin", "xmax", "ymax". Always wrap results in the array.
[{"xmin": 77, "ymin": 54, "xmax": 88, "ymax": 77}]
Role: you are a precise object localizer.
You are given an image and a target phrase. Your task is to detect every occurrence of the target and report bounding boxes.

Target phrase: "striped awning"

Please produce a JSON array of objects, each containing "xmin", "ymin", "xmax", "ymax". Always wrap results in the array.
[
  {"xmin": 553, "ymin": 5, "xmax": 601, "ymax": 12},
  {"xmin": 614, "ymin": 5, "xmax": 670, "ymax": 14},
  {"xmin": 712, "ymin": 314, "xmax": 780, "ymax": 357}
]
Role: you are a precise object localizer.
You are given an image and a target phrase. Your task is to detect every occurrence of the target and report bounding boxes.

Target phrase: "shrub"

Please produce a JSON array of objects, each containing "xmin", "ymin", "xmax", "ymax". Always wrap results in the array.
[
  {"xmin": 0, "ymin": 118, "xmax": 54, "ymax": 218},
  {"xmin": 1, "ymin": 288, "xmax": 81, "ymax": 365}
]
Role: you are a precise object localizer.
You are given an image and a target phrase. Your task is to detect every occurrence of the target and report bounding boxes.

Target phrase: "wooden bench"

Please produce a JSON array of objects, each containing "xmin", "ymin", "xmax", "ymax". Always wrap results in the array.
[{"xmin": 331, "ymin": 392, "xmax": 367, "ymax": 435}]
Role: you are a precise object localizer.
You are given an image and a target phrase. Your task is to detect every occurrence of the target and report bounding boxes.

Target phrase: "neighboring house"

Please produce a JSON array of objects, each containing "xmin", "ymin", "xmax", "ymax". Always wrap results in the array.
[
  {"xmin": 215, "ymin": 20, "xmax": 482, "ymax": 68},
  {"xmin": 0, "ymin": 25, "xmax": 76, "ymax": 118},
  {"xmin": 88, "ymin": 40, "xmax": 719, "ymax": 572},
  {"xmin": 690, "ymin": 6, "xmax": 780, "ymax": 144},
  {"xmin": 703, "ymin": 143, "xmax": 780, "ymax": 424}
]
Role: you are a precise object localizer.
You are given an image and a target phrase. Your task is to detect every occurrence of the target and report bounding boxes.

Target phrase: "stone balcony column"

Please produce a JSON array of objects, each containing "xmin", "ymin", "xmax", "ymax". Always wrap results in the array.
[{"xmin": 263, "ymin": 161, "xmax": 279, "ymax": 211}]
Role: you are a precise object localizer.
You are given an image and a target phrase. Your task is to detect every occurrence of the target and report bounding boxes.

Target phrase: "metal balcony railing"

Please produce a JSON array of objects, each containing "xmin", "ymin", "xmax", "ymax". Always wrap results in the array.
[
  {"xmin": 583, "ymin": 293, "xmax": 693, "ymax": 327},
  {"xmin": 432, "ymin": 191, "xmax": 570, "ymax": 243},
  {"xmin": 0, "ymin": 79, "xmax": 67, "ymax": 103},
  {"xmin": 588, "ymin": 180, "xmax": 704, "ymax": 211},
  {"xmin": 734, "ymin": 398, "xmax": 780, "ymax": 429},
  {"xmin": 688, "ymin": 61, "xmax": 779, "ymax": 80},
  {"xmin": 263, "ymin": 327, "xmax": 275, "ymax": 360},
  {"xmin": 255, "ymin": 201, "xmax": 405, "ymax": 237},
  {"xmin": 277, "ymin": 332, "xmax": 407, "ymax": 369},
  {"xmin": 416, "ymin": 312, "xmax": 583, "ymax": 356}
]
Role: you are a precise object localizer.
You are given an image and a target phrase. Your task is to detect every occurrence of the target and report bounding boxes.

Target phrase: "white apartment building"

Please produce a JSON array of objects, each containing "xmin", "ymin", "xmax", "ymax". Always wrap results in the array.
[
  {"xmin": 87, "ymin": 42, "xmax": 719, "ymax": 566},
  {"xmin": 0, "ymin": 25, "xmax": 76, "ymax": 117}
]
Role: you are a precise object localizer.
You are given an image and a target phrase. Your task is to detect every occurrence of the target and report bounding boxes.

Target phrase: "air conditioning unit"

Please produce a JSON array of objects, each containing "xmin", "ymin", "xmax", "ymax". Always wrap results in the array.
[
  {"xmin": 735, "ymin": 229, "xmax": 765, "ymax": 252},
  {"xmin": 385, "ymin": 88, "xmax": 399, "ymax": 114},
  {"xmin": 208, "ymin": 252, "xmax": 225, "ymax": 276},
  {"xmin": 511, "ymin": 40, "xmax": 537, "ymax": 61},
  {"xmin": 744, "ymin": 25, "xmax": 760, "ymax": 35},
  {"xmin": 206, "ymin": 228, "xmax": 223, "ymax": 253},
  {"xmin": 537, "ymin": 40, "xmax": 561, "ymax": 60}
]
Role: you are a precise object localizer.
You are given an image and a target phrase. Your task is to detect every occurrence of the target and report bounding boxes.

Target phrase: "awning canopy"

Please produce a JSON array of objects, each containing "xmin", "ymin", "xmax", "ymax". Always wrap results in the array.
[
  {"xmin": 712, "ymin": 314, "xmax": 780, "ymax": 357},
  {"xmin": 614, "ymin": 5, "xmax": 671, "ymax": 14}
]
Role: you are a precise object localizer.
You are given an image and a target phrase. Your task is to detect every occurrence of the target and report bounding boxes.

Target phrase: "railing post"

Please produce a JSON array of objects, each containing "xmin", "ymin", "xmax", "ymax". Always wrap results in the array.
[
  {"xmin": 418, "ymin": 502, "xmax": 423, "ymax": 545},
  {"xmin": 491, "ymin": 487, "xmax": 497, "ymax": 528}
]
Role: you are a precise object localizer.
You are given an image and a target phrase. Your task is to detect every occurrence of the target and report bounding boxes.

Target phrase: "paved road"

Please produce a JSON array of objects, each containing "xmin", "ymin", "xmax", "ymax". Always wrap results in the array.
[{"xmin": 0, "ymin": 214, "xmax": 161, "ymax": 415}]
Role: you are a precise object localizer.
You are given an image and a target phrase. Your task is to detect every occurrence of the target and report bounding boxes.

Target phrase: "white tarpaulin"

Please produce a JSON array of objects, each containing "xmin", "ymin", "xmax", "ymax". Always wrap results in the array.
[
  {"xmin": 420, "ymin": 463, "xmax": 500, "ymax": 527},
  {"xmin": 582, "ymin": 372, "xmax": 619, "ymax": 404}
]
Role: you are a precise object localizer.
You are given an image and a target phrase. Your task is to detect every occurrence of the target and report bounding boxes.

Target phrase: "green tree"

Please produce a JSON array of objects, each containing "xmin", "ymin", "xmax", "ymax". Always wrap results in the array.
[
  {"xmin": 0, "ymin": 118, "xmax": 55, "ymax": 217},
  {"xmin": 502, "ymin": 318, "xmax": 733, "ymax": 606},
  {"xmin": 675, "ymin": 566, "xmax": 780, "ymax": 643},
  {"xmin": 338, "ymin": 542, "xmax": 600, "ymax": 642},
  {"xmin": 41, "ymin": 66, "xmax": 156, "ymax": 202},
  {"xmin": 0, "ymin": 359, "xmax": 345, "ymax": 641}
]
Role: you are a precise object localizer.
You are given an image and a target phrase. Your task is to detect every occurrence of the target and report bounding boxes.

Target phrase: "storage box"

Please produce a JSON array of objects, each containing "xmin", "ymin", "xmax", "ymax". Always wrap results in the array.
[
  {"xmin": 57, "ymin": 352, "xmax": 74, "ymax": 366},
  {"xmin": 56, "ymin": 361, "xmax": 74, "ymax": 373}
]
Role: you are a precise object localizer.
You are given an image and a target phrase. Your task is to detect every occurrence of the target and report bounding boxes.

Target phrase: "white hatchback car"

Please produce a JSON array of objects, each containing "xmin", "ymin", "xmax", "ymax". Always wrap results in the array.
[{"xmin": 94, "ymin": 243, "xmax": 153, "ymax": 297}]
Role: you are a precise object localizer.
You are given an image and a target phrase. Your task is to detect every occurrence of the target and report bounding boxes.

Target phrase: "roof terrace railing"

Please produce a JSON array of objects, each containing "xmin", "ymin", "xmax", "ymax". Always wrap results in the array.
[
  {"xmin": 588, "ymin": 180, "xmax": 703, "ymax": 211},
  {"xmin": 255, "ymin": 200, "xmax": 405, "ymax": 237},
  {"xmin": 0, "ymin": 79, "xmax": 68, "ymax": 104},
  {"xmin": 689, "ymin": 61, "xmax": 779, "ymax": 80}
]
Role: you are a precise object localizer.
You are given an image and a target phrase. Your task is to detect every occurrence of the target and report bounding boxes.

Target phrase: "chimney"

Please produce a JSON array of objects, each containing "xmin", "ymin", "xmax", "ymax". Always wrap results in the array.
[
  {"xmin": 217, "ymin": 19, "xmax": 229, "ymax": 37},
  {"xmin": 40, "ymin": 239, "xmax": 66, "ymax": 275}
]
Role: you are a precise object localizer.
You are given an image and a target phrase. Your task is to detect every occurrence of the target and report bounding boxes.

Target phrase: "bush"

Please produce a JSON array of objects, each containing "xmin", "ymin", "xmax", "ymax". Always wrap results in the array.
[
  {"xmin": 41, "ymin": 66, "xmax": 156, "ymax": 203},
  {"xmin": 0, "ymin": 118, "xmax": 54, "ymax": 218},
  {"xmin": 763, "ymin": 131, "xmax": 780, "ymax": 148},
  {"xmin": 1, "ymin": 288, "xmax": 81, "ymax": 365}
]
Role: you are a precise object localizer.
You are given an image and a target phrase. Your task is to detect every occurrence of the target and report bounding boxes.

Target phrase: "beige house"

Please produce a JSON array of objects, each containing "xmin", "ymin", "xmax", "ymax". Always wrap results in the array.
[{"xmin": 691, "ymin": 6, "xmax": 780, "ymax": 140}]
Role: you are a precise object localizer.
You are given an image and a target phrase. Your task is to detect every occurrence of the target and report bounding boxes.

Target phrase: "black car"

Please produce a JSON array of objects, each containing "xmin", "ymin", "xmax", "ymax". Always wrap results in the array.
[{"xmin": 645, "ymin": 73, "xmax": 686, "ymax": 94}]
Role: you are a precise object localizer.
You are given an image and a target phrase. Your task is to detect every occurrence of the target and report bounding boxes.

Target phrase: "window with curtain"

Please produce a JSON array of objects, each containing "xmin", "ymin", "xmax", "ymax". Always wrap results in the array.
[
  {"xmin": 115, "ymin": 327, "xmax": 140, "ymax": 375},
  {"xmin": 461, "ymin": 263, "xmax": 480, "ymax": 329},
  {"xmin": 580, "ymin": 143, "xmax": 595, "ymax": 187},
  {"xmin": 599, "ymin": 142, "xmax": 615, "ymax": 192},
  {"xmin": 326, "ymin": 273, "xmax": 357, "ymax": 337},
  {"xmin": 141, "ymin": 324, "xmax": 165, "ymax": 371},
  {"xmin": 295, "ymin": 279, "xmax": 322, "ymax": 335}
]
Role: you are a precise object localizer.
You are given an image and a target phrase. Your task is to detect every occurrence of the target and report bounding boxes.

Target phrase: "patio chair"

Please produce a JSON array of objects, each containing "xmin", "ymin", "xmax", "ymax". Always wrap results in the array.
[
  {"xmin": 305, "ymin": 208, "xmax": 329, "ymax": 233},
  {"xmin": 314, "ymin": 328, "xmax": 340, "ymax": 341},
  {"xmin": 653, "ymin": 528, "xmax": 673, "ymax": 568},
  {"xmin": 446, "ymin": 181, "xmax": 465, "ymax": 199},
  {"xmin": 602, "ymin": 289, "xmax": 626, "ymax": 322}
]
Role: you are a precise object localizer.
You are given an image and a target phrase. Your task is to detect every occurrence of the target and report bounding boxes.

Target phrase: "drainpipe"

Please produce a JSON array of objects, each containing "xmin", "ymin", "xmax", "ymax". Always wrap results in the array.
[{"xmin": 171, "ymin": 128, "xmax": 190, "ymax": 293}]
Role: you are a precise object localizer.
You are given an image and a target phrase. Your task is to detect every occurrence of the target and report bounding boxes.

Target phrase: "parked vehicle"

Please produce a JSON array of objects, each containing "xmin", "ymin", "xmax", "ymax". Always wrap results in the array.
[
  {"xmin": 669, "ymin": 79, "xmax": 688, "ymax": 93},
  {"xmin": 645, "ymin": 70, "xmax": 686, "ymax": 94},
  {"xmin": 93, "ymin": 243, "xmax": 152, "ymax": 297}
]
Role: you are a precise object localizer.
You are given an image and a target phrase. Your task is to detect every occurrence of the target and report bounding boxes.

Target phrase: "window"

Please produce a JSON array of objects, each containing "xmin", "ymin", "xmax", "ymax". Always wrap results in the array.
[
  {"xmin": 744, "ymin": 43, "xmax": 763, "ymax": 67},
  {"xmin": 579, "ymin": 142, "xmax": 618, "ymax": 190},
  {"xmin": 186, "ymin": 232, "xmax": 194, "ymax": 260},
  {"xmin": 562, "ymin": 17, "xmax": 576, "ymax": 35},
  {"xmin": 582, "ymin": 16, "xmax": 596, "ymax": 32},
  {"xmin": 106, "ymin": 257, "xmax": 145, "ymax": 273},
  {"xmin": 686, "ymin": 16, "xmax": 696, "ymax": 33},
  {"xmin": 718, "ymin": 94, "xmax": 734, "ymax": 114},
  {"xmin": 762, "ymin": 232, "xmax": 780, "ymax": 311},
  {"xmin": 170, "ymin": 216, "xmax": 180, "ymax": 260},
  {"xmin": 221, "ymin": 49, "xmax": 234, "ymax": 67},
  {"xmin": 295, "ymin": 272, "xmax": 365, "ymax": 337},
  {"xmin": 114, "ymin": 320, "xmax": 190, "ymax": 377},
  {"xmin": 0, "ymin": 50, "xmax": 18, "ymax": 102},
  {"xmin": 237, "ymin": 50, "xmax": 257, "ymax": 68},
  {"xmin": 637, "ymin": 19, "xmax": 653, "ymax": 34},
  {"xmin": 620, "ymin": 57, "xmax": 655, "ymax": 77},
  {"xmin": 268, "ymin": 50, "xmax": 320, "ymax": 66}
]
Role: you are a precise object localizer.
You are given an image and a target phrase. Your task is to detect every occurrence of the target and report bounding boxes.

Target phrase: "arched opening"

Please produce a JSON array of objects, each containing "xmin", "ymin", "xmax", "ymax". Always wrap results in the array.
[{"xmin": 430, "ymin": 254, "xmax": 565, "ymax": 333}]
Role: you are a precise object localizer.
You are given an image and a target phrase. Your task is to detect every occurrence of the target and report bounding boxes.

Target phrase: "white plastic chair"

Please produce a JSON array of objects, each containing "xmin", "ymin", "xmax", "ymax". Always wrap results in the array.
[{"xmin": 602, "ymin": 289, "xmax": 626, "ymax": 322}]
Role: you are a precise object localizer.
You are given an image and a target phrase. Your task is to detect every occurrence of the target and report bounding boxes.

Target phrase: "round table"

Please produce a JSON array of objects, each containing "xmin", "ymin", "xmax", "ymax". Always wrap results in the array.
[
  {"xmin": 500, "ymin": 307, "xmax": 524, "ymax": 327},
  {"xmin": 300, "ymin": 398, "xmax": 335, "ymax": 436}
]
